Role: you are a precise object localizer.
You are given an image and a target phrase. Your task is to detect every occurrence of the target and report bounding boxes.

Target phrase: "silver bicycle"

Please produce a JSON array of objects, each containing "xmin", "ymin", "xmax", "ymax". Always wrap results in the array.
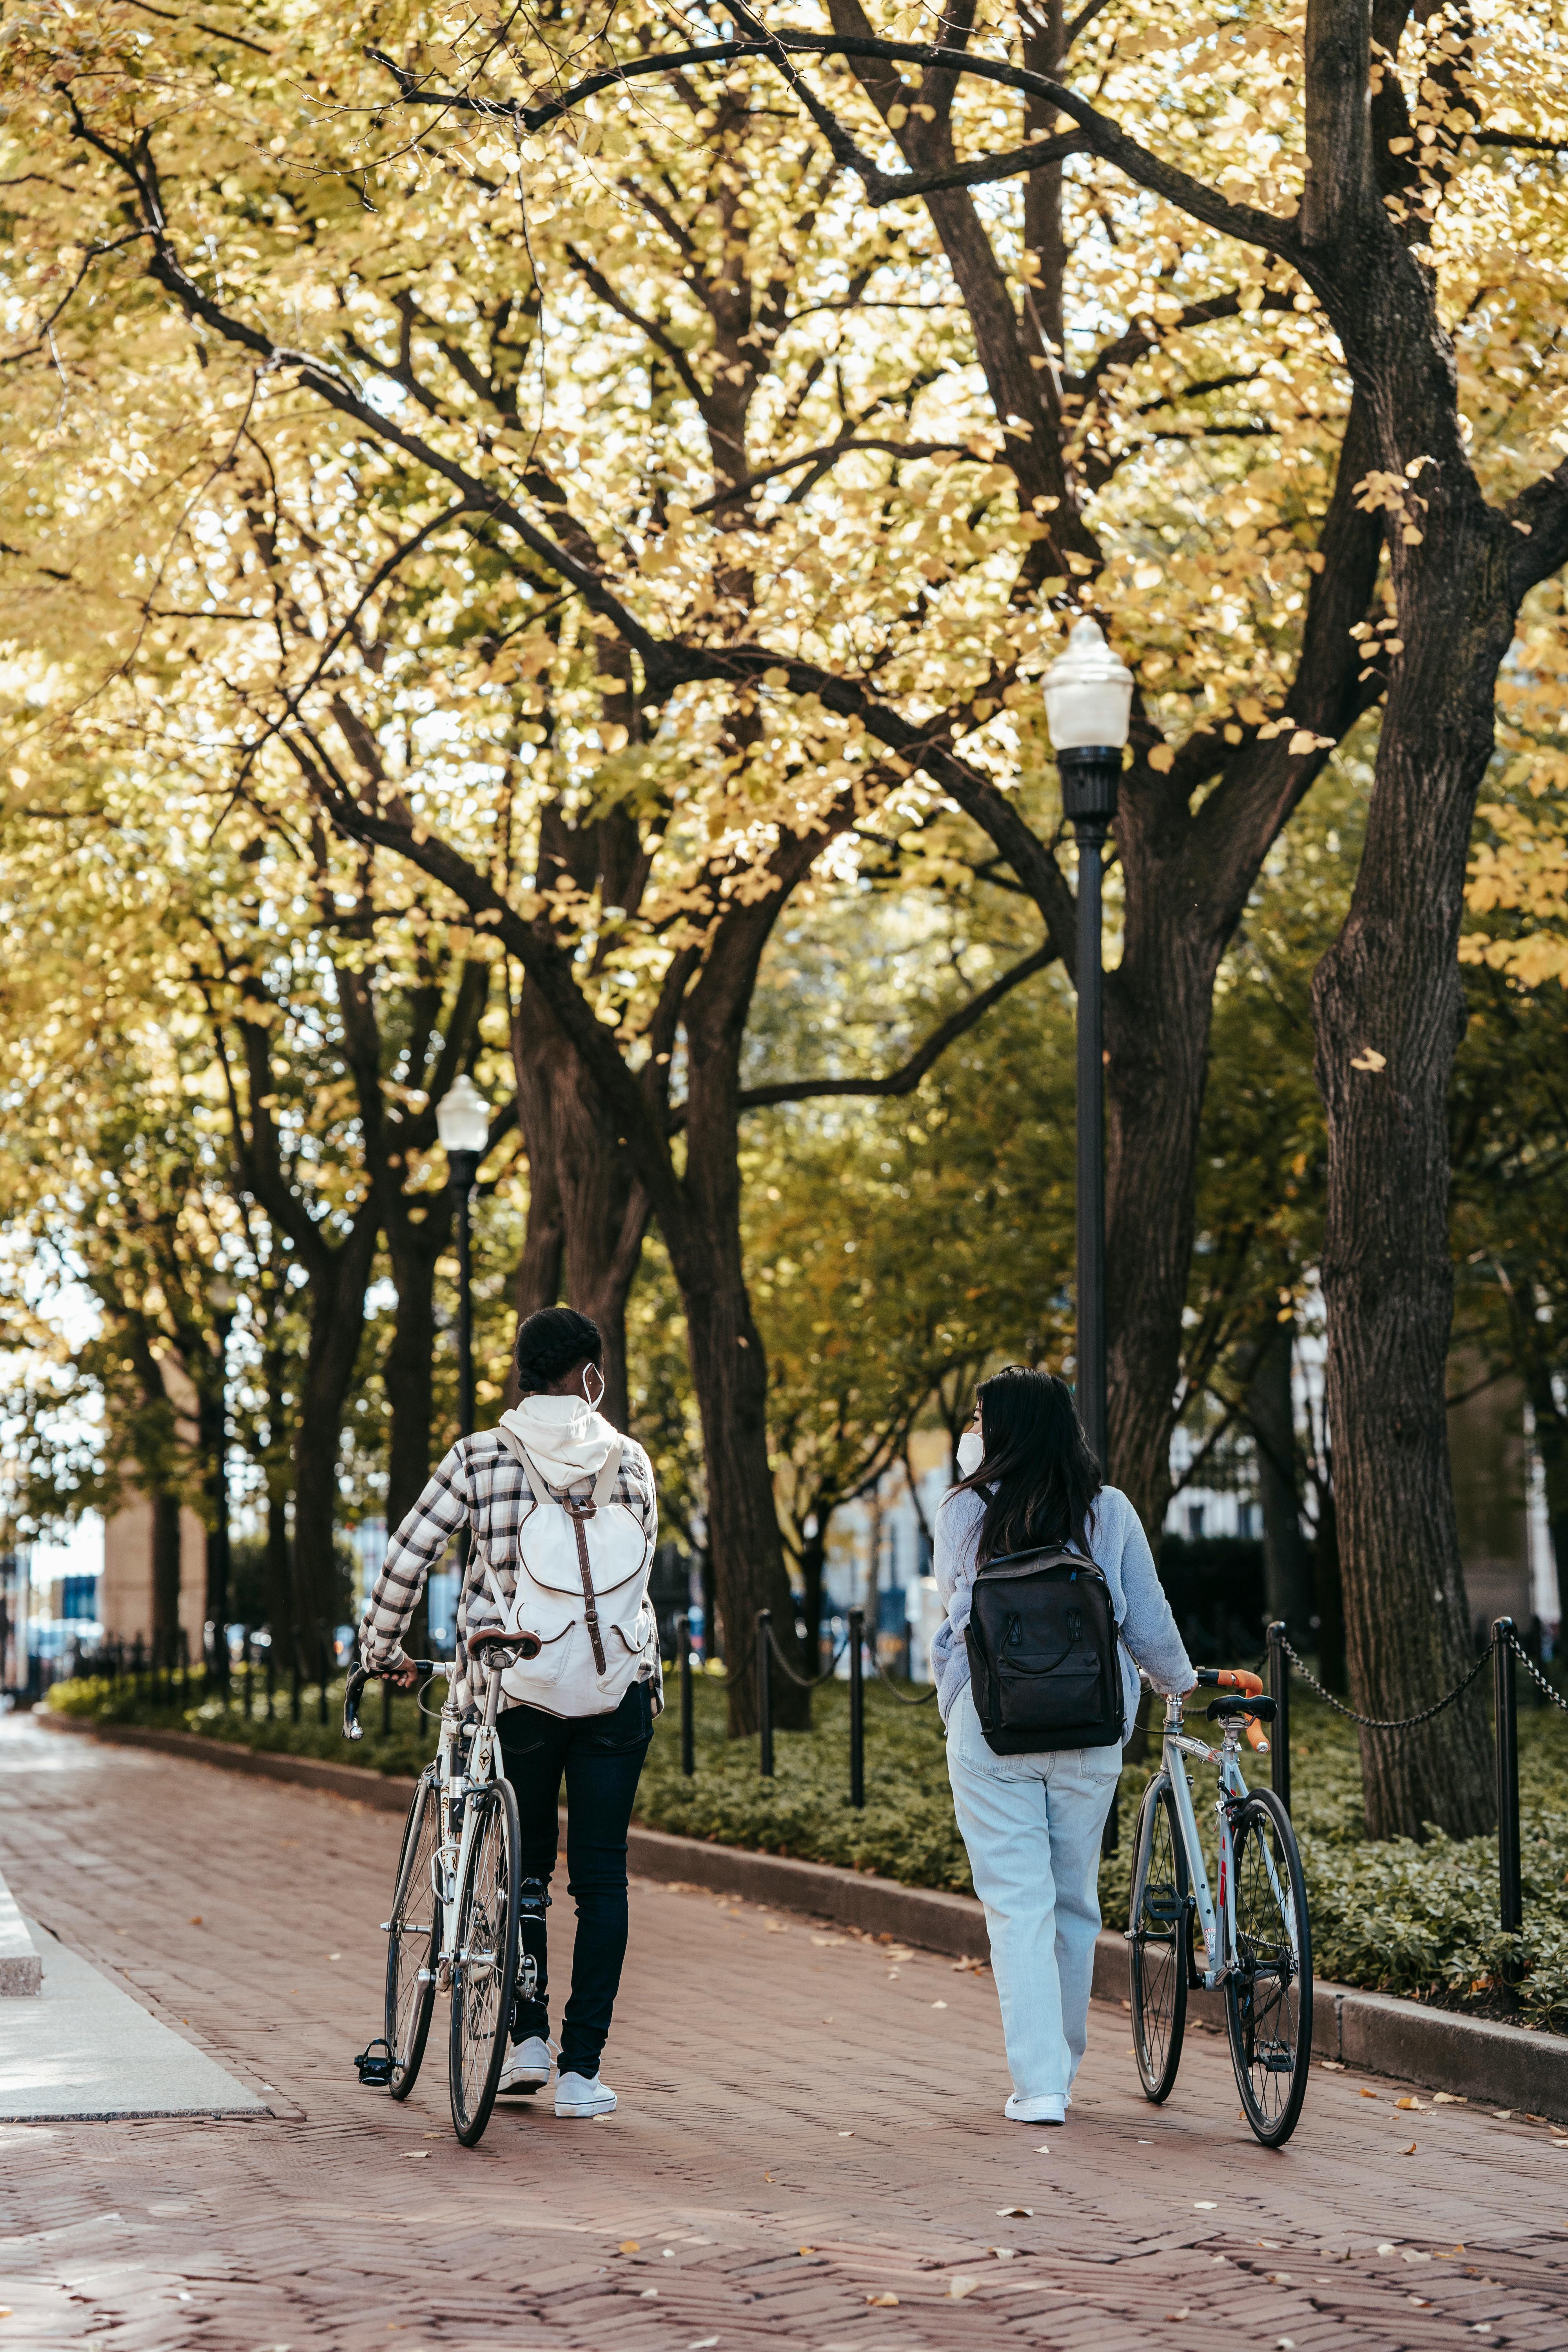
[
  {"xmin": 345, "ymin": 1629, "xmax": 541, "ymax": 2147},
  {"xmin": 1126, "ymin": 1665, "xmax": 1312, "ymax": 2147}
]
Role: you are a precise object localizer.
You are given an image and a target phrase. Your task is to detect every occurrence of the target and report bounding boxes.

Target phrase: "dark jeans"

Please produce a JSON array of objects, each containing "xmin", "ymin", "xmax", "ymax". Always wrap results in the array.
[{"xmin": 495, "ymin": 1678, "xmax": 654, "ymax": 2079}]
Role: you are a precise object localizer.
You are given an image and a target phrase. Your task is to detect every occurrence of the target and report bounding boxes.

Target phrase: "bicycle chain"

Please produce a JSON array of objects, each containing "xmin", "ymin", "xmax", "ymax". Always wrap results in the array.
[{"xmin": 1281, "ymin": 1637, "xmax": 1491, "ymax": 1730}]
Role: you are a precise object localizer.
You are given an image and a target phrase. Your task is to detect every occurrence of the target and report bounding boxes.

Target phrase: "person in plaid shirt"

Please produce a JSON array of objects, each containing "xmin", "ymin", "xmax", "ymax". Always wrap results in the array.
[{"xmin": 359, "ymin": 1305, "xmax": 659, "ymax": 2120}]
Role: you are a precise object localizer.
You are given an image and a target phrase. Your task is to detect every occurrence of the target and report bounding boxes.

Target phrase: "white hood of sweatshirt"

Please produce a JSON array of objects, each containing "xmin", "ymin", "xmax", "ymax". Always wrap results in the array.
[{"xmin": 499, "ymin": 1394, "xmax": 619, "ymax": 1489}]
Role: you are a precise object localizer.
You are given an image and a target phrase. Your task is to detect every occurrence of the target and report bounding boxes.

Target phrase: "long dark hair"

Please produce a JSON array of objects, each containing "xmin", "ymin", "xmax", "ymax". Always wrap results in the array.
[{"xmin": 952, "ymin": 1365, "xmax": 1102, "ymax": 1565}]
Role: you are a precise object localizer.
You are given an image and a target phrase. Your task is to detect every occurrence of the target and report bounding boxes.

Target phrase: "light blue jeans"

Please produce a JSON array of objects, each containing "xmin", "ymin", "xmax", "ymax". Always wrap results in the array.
[{"xmin": 946, "ymin": 1681, "xmax": 1123, "ymax": 2101}]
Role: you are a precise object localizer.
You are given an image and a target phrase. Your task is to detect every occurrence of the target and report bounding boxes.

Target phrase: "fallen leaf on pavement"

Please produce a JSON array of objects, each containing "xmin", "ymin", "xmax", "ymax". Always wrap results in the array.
[
  {"xmin": 866, "ymin": 2292, "xmax": 900, "ymax": 2306},
  {"xmin": 1432, "ymin": 2092, "xmax": 1466, "ymax": 2105},
  {"xmin": 402, "ymin": 2151, "xmax": 428, "ymax": 2160},
  {"xmin": 619, "ymin": 2241, "xmax": 641, "ymax": 2254},
  {"xmin": 1396, "ymin": 2097, "xmax": 1425, "ymax": 2111},
  {"xmin": 996, "ymin": 2207, "xmax": 1033, "ymax": 2218},
  {"xmin": 1358, "ymin": 2087, "xmax": 1379, "ymax": 2100},
  {"xmin": 1193, "ymin": 2201, "xmax": 1217, "ymax": 2211},
  {"xmin": 1400, "ymin": 2141, "xmax": 1418, "ymax": 2155},
  {"xmin": 949, "ymin": 2277, "xmax": 980, "ymax": 2299}
]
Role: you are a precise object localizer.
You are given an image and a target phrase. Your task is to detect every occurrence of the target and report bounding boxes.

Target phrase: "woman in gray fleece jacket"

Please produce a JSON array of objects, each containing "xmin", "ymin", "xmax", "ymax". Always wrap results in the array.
[{"xmin": 931, "ymin": 1366, "xmax": 1194, "ymax": 2126}]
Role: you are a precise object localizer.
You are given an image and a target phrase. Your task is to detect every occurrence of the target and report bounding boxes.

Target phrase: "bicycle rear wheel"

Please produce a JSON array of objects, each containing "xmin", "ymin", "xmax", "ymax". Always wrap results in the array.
[
  {"xmin": 448, "ymin": 1775, "xmax": 522, "ymax": 2147},
  {"xmin": 1128, "ymin": 1774, "xmax": 1189, "ymax": 2102},
  {"xmin": 385, "ymin": 1772, "xmax": 441, "ymax": 2101},
  {"xmin": 1225, "ymin": 1786, "xmax": 1312, "ymax": 2147}
]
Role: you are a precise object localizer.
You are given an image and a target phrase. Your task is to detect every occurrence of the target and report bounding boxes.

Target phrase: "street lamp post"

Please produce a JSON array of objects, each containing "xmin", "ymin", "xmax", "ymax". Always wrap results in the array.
[
  {"xmin": 436, "ymin": 1076, "xmax": 492, "ymax": 1440},
  {"xmin": 1044, "ymin": 617, "xmax": 1133, "ymax": 1470},
  {"xmin": 207, "ymin": 1275, "xmax": 237, "ymax": 1688}
]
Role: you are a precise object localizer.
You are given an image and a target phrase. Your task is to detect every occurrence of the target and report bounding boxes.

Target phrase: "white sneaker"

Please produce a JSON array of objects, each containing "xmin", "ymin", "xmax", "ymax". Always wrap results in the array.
[
  {"xmin": 497, "ymin": 2036, "xmax": 553, "ymax": 2095},
  {"xmin": 555, "ymin": 2070, "xmax": 617, "ymax": 2118},
  {"xmin": 1005, "ymin": 2091, "xmax": 1067, "ymax": 2125}
]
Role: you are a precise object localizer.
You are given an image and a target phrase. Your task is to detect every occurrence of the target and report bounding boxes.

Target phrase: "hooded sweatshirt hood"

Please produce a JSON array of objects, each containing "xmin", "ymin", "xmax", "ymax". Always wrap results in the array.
[{"xmin": 499, "ymin": 1393, "xmax": 619, "ymax": 1489}]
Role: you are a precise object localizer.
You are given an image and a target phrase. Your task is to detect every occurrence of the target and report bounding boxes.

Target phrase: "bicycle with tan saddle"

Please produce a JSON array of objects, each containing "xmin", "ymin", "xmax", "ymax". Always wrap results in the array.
[{"xmin": 1126, "ymin": 1664, "xmax": 1312, "ymax": 2147}]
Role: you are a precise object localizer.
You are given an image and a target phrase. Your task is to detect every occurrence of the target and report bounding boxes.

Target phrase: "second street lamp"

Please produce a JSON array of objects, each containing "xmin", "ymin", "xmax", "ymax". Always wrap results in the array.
[
  {"xmin": 207, "ymin": 1274, "xmax": 237, "ymax": 1689},
  {"xmin": 436, "ymin": 1074, "xmax": 491, "ymax": 1439},
  {"xmin": 1043, "ymin": 616, "xmax": 1133, "ymax": 1471}
]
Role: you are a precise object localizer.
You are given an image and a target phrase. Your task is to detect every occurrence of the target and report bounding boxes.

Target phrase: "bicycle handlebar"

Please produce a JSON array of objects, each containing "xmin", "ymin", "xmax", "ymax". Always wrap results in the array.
[
  {"xmin": 1193, "ymin": 1666, "xmax": 1265, "ymax": 1697},
  {"xmin": 342, "ymin": 1657, "xmax": 439, "ymax": 1742}
]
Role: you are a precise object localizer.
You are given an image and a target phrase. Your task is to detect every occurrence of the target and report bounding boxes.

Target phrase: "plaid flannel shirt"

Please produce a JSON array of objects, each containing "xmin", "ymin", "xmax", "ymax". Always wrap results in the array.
[{"xmin": 358, "ymin": 1427, "xmax": 662, "ymax": 1718}]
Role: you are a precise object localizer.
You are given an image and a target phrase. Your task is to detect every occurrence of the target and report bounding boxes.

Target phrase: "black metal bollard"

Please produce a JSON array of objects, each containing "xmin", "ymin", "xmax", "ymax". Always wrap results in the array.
[
  {"xmin": 266, "ymin": 1646, "xmax": 276, "ymax": 1723},
  {"xmin": 757, "ymin": 1610, "xmax": 774, "ymax": 1777},
  {"xmin": 1267, "ymin": 1620, "xmax": 1291, "ymax": 1814},
  {"xmin": 292, "ymin": 1653, "xmax": 302, "ymax": 1725},
  {"xmin": 677, "ymin": 1613, "xmax": 695, "ymax": 1778},
  {"xmin": 318, "ymin": 1636, "xmax": 329, "ymax": 1726},
  {"xmin": 133, "ymin": 1633, "xmax": 144, "ymax": 1697},
  {"xmin": 241, "ymin": 1630, "xmax": 252, "ymax": 1720},
  {"xmin": 1494, "ymin": 1617, "xmax": 1523, "ymax": 1974},
  {"xmin": 848, "ymin": 1606, "xmax": 866, "ymax": 1809},
  {"xmin": 179, "ymin": 1628, "xmax": 189, "ymax": 1707}
]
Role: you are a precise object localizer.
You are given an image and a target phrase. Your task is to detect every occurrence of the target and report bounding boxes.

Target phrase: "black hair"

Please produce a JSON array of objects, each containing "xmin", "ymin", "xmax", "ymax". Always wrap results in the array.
[
  {"xmin": 951, "ymin": 1364, "xmax": 1102, "ymax": 1565},
  {"xmin": 512, "ymin": 1306, "xmax": 603, "ymax": 1396}
]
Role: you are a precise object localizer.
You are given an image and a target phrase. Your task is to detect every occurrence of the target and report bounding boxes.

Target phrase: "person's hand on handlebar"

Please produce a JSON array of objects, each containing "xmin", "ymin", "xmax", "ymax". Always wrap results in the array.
[{"xmin": 383, "ymin": 1653, "xmax": 420, "ymax": 1691}]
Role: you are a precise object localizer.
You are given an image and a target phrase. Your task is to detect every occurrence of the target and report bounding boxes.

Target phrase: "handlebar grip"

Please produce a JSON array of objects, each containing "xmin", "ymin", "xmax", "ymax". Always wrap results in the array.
[
  {"xmin": 1245, "ymin": 1716, "xmax": 1271, "ymax": 1754},
  {"xmin": 343, "ymin": 1663, "xmax": 368, "ymax": 1742}
]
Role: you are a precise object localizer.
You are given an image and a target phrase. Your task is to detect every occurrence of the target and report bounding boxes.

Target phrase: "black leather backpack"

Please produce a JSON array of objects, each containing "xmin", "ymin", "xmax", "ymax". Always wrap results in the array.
[{"xmin": 964, "ymin": 1543, "xmax": 1124, "ymax": 1754}]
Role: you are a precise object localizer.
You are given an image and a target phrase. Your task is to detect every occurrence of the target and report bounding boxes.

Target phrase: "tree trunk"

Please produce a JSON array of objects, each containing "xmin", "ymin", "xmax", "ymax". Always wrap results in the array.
[
  {"xmin": 1103, "ymin": 926, "xmax": 1225, "ymax": 1530},
  {"xmin": 291, "ymin": 1210, "xmax": 380, "ymax": 1639},
  {"xmin": 512, "ymin": 980, "xmax": 649, "ymax": 1430},
  {"xmin": 1311, "ymin": 1475, "xmax": 1347, "ymax": 1694},
  {"xmin": 151, "ymin": 1488, "xmax": 183, "ymax": 1656},
  {"xmin": 1310, "ymin": 508, "xmax": 1512, "ymax": 1838},
  {"xmin": 1247, "ymin": 1316, "xmax": 1315, "ymax": 1634},
  {"xmin": 800, "ymin": 1520, "xmax": 829, "ymax": 1671}
]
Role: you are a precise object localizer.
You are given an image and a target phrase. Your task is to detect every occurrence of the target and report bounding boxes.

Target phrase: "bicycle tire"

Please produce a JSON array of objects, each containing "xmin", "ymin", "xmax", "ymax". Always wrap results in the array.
[
  {"xmin": 1225, "ymin": 1785, "xmax": 1312, "ymax": 2147},
  {"xmin": 384, "ymin": 1772, "xmax": 441, "ymax": 2102},
  {"xmin": 1128, "ymin": 1774, "xmax": 1189, "ymax": 2103},
  {"xmin": 448, "ymin": 1775, "xmax": 522, "ymax": 2148}
]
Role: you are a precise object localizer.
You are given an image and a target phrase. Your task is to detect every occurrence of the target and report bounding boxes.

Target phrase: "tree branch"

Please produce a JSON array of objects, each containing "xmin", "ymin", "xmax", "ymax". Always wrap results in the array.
[
  {"xmin": 367, "ymin": 34, "xmax": 1297, "ymax": 256},
  {"xmin": 728, "ymin": 941, "xmax": 1056, "ymax": 1116}
]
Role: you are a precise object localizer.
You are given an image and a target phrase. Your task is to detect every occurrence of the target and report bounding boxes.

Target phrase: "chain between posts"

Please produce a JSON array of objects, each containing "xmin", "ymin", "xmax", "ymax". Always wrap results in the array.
[
  {"xmin": 1281, "ymin": 1636, "xmax": 1492, "ymax": 1730},
  {"xmin": 863, "ymin": 1644, "xmax": 940, "ymax": 1705},
  {"xmin": 1505, "ymin": 1627, "xmax": 1568, "ymax": 1713},
  {"xmin": 764, "ymin": 1619, "xmax": 851, "ymax": 1690}
]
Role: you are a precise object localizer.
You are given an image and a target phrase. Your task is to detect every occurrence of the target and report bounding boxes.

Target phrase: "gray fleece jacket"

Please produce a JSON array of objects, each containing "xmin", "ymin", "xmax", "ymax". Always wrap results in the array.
[{"xmin": 930, "ymin": 1482, "xmax": 1196, "ymax": 1742}]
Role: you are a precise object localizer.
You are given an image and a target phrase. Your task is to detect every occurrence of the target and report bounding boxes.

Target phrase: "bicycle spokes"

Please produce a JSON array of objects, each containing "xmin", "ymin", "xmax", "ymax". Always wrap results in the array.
[{"xmin": 1226, "ymin": 1792, "xmax": 1312, "ymax": 2145}]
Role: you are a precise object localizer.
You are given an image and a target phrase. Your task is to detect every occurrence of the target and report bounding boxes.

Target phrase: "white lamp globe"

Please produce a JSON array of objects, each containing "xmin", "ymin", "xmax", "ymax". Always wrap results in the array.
[
  {"xmin": 436, "ymin": 1074, "xmax": 491, "ymax": 1155},
  {"xmin": 1042, "ymin": 616, "xmax": 1134, "ymax": 752}
]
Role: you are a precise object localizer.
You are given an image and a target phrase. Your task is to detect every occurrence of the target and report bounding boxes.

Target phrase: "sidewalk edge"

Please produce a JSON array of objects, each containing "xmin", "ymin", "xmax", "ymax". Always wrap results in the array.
[{"xmin": 40, "ymin": 1711, "xmax": 1568, "ymax": 2118}]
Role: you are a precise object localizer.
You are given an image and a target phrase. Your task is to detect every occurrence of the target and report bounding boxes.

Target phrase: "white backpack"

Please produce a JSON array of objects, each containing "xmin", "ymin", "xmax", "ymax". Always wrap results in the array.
[{"xmin": 476, "ymin": 1426, "xmax": 656, "ymax": 1717}]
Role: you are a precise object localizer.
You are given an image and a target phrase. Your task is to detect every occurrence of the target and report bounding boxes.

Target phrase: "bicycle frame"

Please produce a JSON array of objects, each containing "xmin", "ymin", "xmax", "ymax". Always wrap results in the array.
[
  {"xmin": 1157, "ymin": 1689, "xmax": 1274, "ymax": 1989},
  {"xmin": 413, "ymin": 1665, "xmax": 526, "ymax": 2002}
]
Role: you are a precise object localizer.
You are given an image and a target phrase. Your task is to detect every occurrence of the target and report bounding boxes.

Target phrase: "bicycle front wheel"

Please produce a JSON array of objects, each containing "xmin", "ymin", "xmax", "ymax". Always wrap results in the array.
[
  {"xmin": 385, "ymin": 1772, "xmax": 441, "ymax": 2101},
  {"xmin": 1128, "ymin": 1773, "xmax": 1189, "ymax": 2102},
  {"xmin": 1225, "ymin": 1786, "xmax": 1312, "ymax": 2147},
  {"xmin": 448, "ymin": 1776, "xmax": 522, "ymax": 2147}
]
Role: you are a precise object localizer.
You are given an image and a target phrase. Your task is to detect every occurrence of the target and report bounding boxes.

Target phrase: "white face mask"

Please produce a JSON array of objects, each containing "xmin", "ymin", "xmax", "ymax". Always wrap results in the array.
[{"xmin": 956, "ymin": 1429, "xmax": 984, "ymax": 1475}]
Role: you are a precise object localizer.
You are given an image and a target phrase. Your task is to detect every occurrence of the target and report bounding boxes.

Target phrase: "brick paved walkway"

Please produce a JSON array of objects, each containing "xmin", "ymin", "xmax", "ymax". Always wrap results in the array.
[{"xmin": 3, "ymin": 1712, "xmax": 1568, "ymax": 2351}]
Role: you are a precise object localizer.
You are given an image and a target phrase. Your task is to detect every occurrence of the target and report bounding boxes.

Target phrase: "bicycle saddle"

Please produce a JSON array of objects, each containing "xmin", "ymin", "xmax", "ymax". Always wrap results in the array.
[
  {"xmin": 1207, "ymin": 1693, "xmax": 1277, "ymax": 1723},
  {"xmin": 470, "ymin": 1629, "xmax": 543, "ymax": 1661}
]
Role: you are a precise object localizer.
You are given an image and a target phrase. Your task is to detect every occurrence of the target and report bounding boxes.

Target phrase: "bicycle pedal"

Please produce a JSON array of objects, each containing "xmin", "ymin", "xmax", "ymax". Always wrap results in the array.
[{"xmin": 354, "ymin": 2039, "xmax": 395, "ymax": 2088}]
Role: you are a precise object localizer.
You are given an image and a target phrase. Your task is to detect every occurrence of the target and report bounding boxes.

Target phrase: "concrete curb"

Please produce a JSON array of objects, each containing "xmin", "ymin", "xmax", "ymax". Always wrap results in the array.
[
  {"xmin": 41, "ymin": 1710, "xmax": 1568, "ymax": 2118},
  {"xmin": 0, "ymin": 1869, "xmax": 42, "ymax": 1996}
]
